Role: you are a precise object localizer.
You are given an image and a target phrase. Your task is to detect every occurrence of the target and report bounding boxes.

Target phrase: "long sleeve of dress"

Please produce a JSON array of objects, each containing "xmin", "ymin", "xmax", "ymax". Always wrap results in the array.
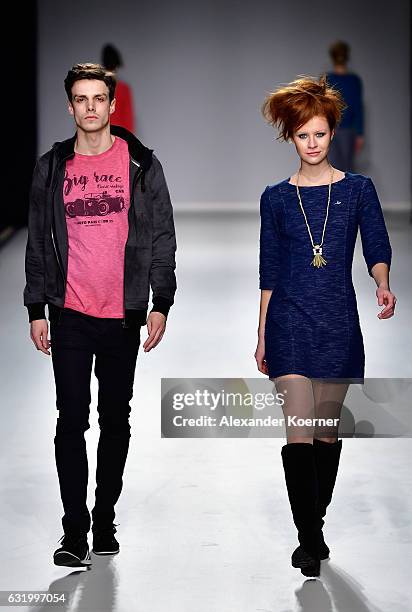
[
  {"xmin": 358, "ymin": 177, "xmax": 392, "ymax": 277},
  {"xmin": 353, "ymin": 75, "xmax": 364, "ymax": 136},
  {"xmin": 259, "ymin": 186, "xmax": 281, "ymax": 290}
]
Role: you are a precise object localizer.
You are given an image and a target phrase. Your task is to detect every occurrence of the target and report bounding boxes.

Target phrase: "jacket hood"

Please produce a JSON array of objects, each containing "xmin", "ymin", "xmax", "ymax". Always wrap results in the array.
[{"xmin": 47, "ymin": 124, "xmax": 153, "ymax": 188}]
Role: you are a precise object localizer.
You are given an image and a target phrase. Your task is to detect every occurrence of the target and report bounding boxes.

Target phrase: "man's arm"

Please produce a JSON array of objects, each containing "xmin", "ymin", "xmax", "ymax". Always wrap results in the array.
[
  {"xmin": 23, "ymin": 158, "xmax": 48, "ymax": 322},
  {"xmin": 141, "ymin": 154, "xmax": 177, "ymax": 352},
  {"xmin": 148, "ymin": 154, "xmax": 177, "ymax": 317},
  {"xmin": 24, "ymin": 157, "xmax": 52, "ymax": 355}
]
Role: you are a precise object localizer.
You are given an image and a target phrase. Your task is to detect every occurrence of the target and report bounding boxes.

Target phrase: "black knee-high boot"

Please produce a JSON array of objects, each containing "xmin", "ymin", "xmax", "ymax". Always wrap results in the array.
[
  {"xmin": 281, "ymin": 443, "xmax": 322, "ymax": 577},
  {"xmin": 291, "ymin": 438, "xmax": 343, "ymax": 563},
  {"xmin": 312, "ymin": 437, "xmax": 343, "ymax": 558}
]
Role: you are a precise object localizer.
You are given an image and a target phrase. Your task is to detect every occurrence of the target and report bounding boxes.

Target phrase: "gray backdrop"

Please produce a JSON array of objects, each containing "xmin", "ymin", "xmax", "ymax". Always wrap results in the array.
[{"xmin": 38, "ymin": 0, "xmax": 410, "ymax": 205}]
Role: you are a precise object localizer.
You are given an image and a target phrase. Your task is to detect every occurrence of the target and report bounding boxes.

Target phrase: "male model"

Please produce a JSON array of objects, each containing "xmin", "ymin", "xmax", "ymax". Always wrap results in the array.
[{"xmin": 23, "ymin": 63, "xmax": 177, "ymax": 567}]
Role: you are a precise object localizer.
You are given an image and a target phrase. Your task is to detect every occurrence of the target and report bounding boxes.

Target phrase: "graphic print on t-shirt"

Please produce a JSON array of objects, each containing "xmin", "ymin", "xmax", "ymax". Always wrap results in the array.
[
  {"xmin": 62, "ymin": 136, "xmax": 131, "ymax": 318},
  {"xmin": 65, "ymin": 190, "xmax": 125, "ymax": 218},
  {"xmin": 64, "ymin": 163, "xmax": 128, "ymax": 224}
]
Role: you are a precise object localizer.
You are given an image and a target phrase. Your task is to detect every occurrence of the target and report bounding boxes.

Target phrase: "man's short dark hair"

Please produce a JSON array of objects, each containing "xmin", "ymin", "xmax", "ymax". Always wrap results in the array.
[{"xmin": 64, "ymin": 63, "xmax": 117, "ymax": 102}]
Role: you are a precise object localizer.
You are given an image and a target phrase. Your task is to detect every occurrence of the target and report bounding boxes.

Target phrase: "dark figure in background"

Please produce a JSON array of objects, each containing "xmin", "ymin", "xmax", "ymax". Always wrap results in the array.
[
  {"xmin": 326, "ymin": 41, "xmax": 364, "ymax": 172},
  {"xmin": 102, "ymin": 44, "xmax": 135, "ymax": 133}
]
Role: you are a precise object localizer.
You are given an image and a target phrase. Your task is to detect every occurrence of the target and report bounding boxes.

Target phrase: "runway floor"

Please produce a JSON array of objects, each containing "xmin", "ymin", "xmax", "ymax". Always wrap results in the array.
[{"xmin": 0, "ymin": 209, "xmax": 411, "ymax": 612}]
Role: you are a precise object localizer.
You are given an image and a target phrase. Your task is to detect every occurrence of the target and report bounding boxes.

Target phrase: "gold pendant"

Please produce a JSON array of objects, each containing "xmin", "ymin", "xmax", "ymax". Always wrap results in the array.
[{"xmin": 311, "ymin": 245, "xmax": 327, "ymax": 268}]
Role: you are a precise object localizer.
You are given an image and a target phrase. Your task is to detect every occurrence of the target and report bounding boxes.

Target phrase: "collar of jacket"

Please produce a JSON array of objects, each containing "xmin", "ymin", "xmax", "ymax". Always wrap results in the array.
[{"xmin": 48, "ymin": 124, "xmax": 153, "ymax": 185}]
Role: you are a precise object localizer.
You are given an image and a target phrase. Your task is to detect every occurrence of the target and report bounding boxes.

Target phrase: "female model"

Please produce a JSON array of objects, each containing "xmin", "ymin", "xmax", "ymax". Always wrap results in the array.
[{"xmin": 255, "ymin": 75, "xmax": 396, "ymax": 577}]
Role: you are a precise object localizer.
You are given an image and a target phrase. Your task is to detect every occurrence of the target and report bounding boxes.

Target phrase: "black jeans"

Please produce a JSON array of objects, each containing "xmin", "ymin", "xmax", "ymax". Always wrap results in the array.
[{"xmin": 49, "ymin": 305, "xmax": 141, "ymax": 535}]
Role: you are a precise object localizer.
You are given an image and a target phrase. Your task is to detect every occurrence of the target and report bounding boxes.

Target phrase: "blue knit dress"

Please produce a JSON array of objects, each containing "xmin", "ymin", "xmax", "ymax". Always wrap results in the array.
[{"xmin": 259, "ymin": 172, "xmax": 392, "ymax": 383}]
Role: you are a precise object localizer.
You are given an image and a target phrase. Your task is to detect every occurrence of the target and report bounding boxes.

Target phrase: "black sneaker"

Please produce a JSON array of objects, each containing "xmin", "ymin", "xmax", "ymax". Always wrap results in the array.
[
  {"xmin": 92, "ymin": 523, "xmax": 119, "ymax": 555},
  {"xmin": 292, "ymin": 535, "xmax": 330, "ymax": 565},
  {"xmin": 53, "ymin": 533, "xmax": 92, "ymax": 567}
]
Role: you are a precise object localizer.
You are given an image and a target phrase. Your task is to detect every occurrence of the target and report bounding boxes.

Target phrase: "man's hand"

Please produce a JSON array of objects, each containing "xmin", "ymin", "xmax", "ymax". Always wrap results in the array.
[
  {"xmin": 30, "ymin": 319, "xmax": 51, "ymax": 355},
  {"xmin": 143, "ymin": 311, "xmax": 166, "ymax": 352}
]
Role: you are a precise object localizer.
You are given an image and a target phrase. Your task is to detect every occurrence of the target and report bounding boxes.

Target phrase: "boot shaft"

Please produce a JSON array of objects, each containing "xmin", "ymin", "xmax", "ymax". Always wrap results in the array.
[
  {"xmin": 281, "ymin": 442, "xmax": 322, "ymax": 558},
  {"xmin": 313, "ymin": 438, "xmax": 342, "ymax": 518}
]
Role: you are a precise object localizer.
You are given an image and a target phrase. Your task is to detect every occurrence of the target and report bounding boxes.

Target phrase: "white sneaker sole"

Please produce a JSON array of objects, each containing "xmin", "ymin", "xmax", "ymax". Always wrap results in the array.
[
  {"xmin": 54, "ymin": 549, "xmax": 92, "ymax": 567},
  {"xmin": 92, "ymin": 548, "xmax": 119, "ymax": 555}
]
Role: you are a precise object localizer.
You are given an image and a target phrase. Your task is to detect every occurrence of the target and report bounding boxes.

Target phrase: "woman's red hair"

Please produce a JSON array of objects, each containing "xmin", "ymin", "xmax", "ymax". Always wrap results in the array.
[{"xmin": 262, "ymin": 74, "xmax": 346, "ymax": 141}]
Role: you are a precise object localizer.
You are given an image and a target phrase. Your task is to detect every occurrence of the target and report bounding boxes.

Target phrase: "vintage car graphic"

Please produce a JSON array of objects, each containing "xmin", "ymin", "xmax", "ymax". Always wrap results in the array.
[{"xmin": 65, "ymin": 191, "xmax": 125, "ymax": 218}]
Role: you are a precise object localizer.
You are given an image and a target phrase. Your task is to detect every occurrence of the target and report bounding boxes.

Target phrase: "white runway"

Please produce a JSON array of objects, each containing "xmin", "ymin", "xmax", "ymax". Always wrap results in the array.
[{"xmin": 1, "ymin": 209, "xmax": 411, "ymax": 612}]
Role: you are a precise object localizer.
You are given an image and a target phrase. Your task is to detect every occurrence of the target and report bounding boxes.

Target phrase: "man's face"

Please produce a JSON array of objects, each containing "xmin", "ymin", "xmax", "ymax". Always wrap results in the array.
[{"xmin": 68, "ymin": 79, "xmax": 116, "ymax": 133}]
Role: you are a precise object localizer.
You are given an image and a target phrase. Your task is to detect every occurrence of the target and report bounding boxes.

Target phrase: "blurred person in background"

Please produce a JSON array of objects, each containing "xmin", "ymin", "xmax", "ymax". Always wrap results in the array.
[
  {"xmin": 102, "ymin": 44, "xmax": 135, "ymax": 133},
  {"xmin": 326, "ymin": 40, "xmax": 364, "ymax": 172},
  {"xmin": 23, "ymin": 63, "xmax": 176, "ymax": 568}
]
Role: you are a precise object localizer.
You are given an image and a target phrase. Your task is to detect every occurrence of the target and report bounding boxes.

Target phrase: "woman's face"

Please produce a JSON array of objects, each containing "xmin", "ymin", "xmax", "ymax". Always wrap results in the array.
[{"xmin": 291, "ymin": 115, "xmax": 334, "ymax": 166}]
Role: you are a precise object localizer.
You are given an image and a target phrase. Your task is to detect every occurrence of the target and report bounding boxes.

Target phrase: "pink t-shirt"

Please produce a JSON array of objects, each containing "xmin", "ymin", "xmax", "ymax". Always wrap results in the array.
[{"xmin": 63, "ymin": 136, "xmax": 130, "ymax": 318}]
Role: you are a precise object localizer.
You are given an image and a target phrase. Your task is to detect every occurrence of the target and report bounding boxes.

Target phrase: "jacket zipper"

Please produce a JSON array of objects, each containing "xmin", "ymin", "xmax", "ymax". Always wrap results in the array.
[
  {"xmin": 51, "ymin": 222, "xmax": 65, "ymax": 283},
  {"xmin": 50, "ymin": 157, "xmax": 69, "ymax": 294},
  {"xmin": 122, "ymin": 158, "xmax": 143, "ymax": 328}
]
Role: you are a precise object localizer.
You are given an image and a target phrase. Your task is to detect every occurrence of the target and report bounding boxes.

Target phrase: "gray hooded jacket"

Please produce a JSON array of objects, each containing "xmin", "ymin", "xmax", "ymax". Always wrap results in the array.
[{"xmin": 23, "ymin": 124, "xmax": 177, "ymax": 327}]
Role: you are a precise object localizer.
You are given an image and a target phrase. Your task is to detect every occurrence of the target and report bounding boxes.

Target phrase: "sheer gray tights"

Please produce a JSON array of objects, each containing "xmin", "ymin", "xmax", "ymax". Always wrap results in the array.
[{"xmin": 271, "ymin": 374, "xmax": 349, "ymax": 444}]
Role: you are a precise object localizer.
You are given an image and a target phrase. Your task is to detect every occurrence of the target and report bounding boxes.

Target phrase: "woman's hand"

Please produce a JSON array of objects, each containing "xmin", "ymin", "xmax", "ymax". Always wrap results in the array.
[
  {"xmin": 255, "ymin": 337, "xmax": 268, "ymax": 374},
  {"xmin": 376, "ymin": 285, "xmax": 397, "ymax": 319}
]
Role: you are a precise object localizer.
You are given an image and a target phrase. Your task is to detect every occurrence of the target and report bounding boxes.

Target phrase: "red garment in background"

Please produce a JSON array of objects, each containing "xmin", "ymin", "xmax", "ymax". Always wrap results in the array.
[{"xmin": 111, "ymin": 80, "xmax": 135, "ymax": 133}]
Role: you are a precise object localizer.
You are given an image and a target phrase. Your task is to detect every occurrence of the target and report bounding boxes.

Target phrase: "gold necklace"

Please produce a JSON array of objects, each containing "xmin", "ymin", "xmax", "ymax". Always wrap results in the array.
[{"xmin": 295, "ymin": 165, "xmax": 334, "ymax": 268}]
